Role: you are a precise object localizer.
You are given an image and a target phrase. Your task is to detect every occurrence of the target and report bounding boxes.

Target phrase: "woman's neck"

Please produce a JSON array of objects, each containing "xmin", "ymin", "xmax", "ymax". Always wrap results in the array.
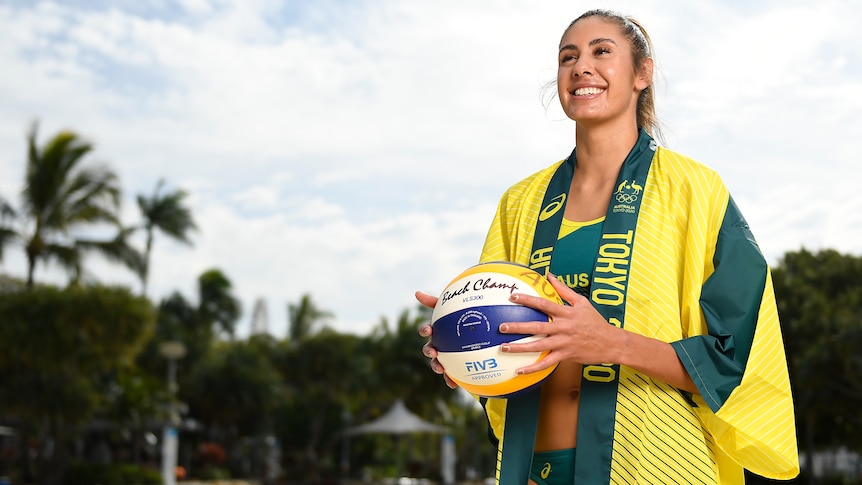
[
  {"xmin": 573, "ymin": 122, "xmax": 640, "ymax": 181},
  {"xmin": 563, "ymin": 122, "xmax": 641, "ymax": 222}
]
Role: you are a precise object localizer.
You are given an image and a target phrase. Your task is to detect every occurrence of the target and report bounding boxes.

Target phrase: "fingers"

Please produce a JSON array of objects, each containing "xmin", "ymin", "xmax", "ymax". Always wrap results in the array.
[
  {"xmin": 429, "ymin": 356, "xmax": 445, "ymax": 374},
  {"xmin": 422, "ymin": 340, "xmax": 438, "ymax": 358},
  {"xmin": 415, "ymin": 291, "xmax": 439, "ymax": 309},
  {"xmin": 513, "ymin": 356, "xmax": 559, "ymax": 376},
  {"xmin": 443, "ymin": 373, "xmax": 457, "ymax": 389},
  {"xmin": 508, "ymin": 291, "xmax": 559, "ymax": 317},
  {"xmin": 546, "ymin": 272, "xmax": 580, "ymax": 304},
  {"xmin": 429, "ymin": 356, "xmax": 457, "ymax": 389},
  {"xmin": 499, "ymin": 321, "xmax": 553, "ymax": 337},
  {"xmin": 498, "ymin": 329, "xmax": 553, "ymax": 353},
  {"xmin": 507, "ymin": 273, "xmax": 586, "ymax": 316},
  {"xmin": 415, "ymin": 294, "xmax": 456, "ymax": 390}
]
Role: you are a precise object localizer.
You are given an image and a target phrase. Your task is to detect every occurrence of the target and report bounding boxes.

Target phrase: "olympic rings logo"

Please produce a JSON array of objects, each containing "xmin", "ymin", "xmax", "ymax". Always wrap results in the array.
[
  {"xmin": 614, "ymin": 179, "xmax": 642, "ymax": 204},
  {"xmin": 615, "ymin": 192, "xmax": 638, "ymax": 204}
]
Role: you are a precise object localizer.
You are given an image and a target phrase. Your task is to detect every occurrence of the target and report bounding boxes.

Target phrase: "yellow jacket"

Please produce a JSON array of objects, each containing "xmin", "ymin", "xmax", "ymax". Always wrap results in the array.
[{"xmin": 478, "ymin": 138, "xmax": 799, "ymax": 484}]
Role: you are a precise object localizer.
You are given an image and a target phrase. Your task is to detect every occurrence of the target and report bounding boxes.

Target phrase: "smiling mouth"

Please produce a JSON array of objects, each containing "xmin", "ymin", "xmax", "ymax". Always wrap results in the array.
[{"xmin": 573, "ymin": 87, "xmax": 605, "ymax": 96}]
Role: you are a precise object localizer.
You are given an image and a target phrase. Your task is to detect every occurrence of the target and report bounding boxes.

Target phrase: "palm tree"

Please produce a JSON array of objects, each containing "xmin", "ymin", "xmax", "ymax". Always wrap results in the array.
[
  {"xmin": 287, "ymin": 294, "xmax": 333, "ymax": 342},
  {"xmin": 19, "ymin": 121, "xmax": 142, "ymax": 288},
  {"xmin": 197, "ymin": 269, "xmax": 241, "ymax": 338},
  {"xmin": 135, "ymin": 178, "xmax": 197, "ymax": 296},
  {"xmin": 0, "ymin": 193, "xmax": 17, "ymax": 263}
]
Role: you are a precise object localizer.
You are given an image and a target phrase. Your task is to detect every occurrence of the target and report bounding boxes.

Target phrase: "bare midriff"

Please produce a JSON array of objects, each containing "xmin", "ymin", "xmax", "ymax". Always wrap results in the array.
[{"xmin": 534, "ymin": 359, "xmax": 583, "ymax": 451}]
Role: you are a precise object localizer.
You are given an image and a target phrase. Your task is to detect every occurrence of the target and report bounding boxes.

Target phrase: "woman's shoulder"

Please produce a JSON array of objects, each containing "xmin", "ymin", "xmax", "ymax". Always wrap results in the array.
[
  {"xmin": 653, "ymin": 146, "xmax": 725, "ymax": 186},
  {"xmin": 501, "ymin": 159, "xmax": 566, "ymax": 199}
]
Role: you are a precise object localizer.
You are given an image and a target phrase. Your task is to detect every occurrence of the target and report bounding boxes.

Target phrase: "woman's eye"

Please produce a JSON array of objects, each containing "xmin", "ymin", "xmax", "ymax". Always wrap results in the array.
[
  {"xmin": 594, "ymin": 47, "xmax": 611, "ymax": 56},
  {"xmin": 561, "ymin": 54, "xmax": 577, "ymax": 63}
]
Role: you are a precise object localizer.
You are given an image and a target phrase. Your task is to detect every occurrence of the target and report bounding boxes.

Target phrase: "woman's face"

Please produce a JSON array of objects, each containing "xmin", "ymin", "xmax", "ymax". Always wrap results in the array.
[{"xmin": 556, "ymin": 16, "xmax": 651, "ymax": 127}]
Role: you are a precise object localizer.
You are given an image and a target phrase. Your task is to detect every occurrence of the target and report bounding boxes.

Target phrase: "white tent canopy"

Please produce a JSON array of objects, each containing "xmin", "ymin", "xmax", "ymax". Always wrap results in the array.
[{"xmin": 346, "ymin": 399, "xmax": 449, "ymax": 435}]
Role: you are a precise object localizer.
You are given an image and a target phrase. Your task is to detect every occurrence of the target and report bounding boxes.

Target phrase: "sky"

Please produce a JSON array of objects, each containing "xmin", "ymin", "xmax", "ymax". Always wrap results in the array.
[{"xmin": 0, "ymin": 0, "xmax": 860, "ymax": 338}]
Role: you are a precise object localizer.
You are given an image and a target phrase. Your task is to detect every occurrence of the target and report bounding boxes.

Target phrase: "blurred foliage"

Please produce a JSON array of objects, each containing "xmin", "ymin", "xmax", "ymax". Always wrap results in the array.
[
  {"xmin": 0, "ymin": 282, "xmax": 156, "ymax": 485},
  {"xmin": 0, "ymin": 121, "xmax": 488, "ymax": 484},
  {"xmin": 0, "ymin": 121, "xmax": 142, "ymax": 288},
  {"xmin": 63, "ymin": 461, "xmax": 163, "ymax": 485},
  {"xmin": 772, "ymin": 248, "xmax": 862, "ymax": 478},
  {"xmin": 135, "ymin": 178, "xmax": 197, "ymax": 296},
  {"xmin": 0, "ymin": 284, "xmax": 155, "ymax": 415},
  {"xmin": 2, "ymin": 247, "xmax": 862, "ymax": 483}
]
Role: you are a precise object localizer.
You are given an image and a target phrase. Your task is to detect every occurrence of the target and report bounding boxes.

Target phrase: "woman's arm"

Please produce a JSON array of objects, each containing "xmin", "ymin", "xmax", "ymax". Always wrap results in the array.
[{"xmin": 499, "ymin": 274, "xmax": 699, "ymax": 394}]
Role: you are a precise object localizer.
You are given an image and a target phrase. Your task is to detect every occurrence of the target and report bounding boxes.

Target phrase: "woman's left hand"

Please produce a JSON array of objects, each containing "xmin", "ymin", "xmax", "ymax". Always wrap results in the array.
[{"xmin": 499, "ymin": 273, "xmax": 627, "ymax": 375}]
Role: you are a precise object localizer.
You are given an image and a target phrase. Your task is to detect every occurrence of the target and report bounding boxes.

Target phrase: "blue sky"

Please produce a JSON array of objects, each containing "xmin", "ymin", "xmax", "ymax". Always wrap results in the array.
[{"xmin": 1, "ymin": 0, "xmax": 860, "ymax": 337}]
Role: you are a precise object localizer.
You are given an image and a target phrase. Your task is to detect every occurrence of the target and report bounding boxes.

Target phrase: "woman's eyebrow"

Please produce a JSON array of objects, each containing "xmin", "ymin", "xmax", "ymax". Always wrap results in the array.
[{"xmin": 559, "ymin": 37, "xmax": 617, "ymax": 53}]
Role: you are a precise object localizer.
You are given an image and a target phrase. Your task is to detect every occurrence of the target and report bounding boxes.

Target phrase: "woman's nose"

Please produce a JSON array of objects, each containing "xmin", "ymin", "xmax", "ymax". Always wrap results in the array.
[{"xmin": 573, "ymin": 58, "xmax": 592, "ymax": 77}]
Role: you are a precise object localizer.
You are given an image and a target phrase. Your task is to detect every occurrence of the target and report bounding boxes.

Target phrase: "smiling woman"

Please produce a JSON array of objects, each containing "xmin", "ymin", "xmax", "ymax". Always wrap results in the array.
[{"xmin": 417, "ymin": 8, "xmax": 799, "ymax": 485}]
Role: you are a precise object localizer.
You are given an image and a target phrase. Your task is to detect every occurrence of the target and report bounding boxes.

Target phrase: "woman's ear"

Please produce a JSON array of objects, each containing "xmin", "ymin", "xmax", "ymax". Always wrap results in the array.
[{"xmin": 636, "ymin": 57, "xmax": 654, "ymax": 92}]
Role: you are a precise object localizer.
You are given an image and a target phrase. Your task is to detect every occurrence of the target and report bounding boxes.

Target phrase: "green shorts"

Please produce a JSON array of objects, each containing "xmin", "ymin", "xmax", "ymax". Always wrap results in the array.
[{"xmin": 530, "ymin": 448, "xmax": 576, "ymax": 485}]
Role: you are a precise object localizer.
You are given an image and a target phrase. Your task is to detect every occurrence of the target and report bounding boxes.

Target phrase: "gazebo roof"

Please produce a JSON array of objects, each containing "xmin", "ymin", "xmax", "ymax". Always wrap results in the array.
[{"xmin": 346, "ymin": 399, "xmax": 449, "ymax": 435}]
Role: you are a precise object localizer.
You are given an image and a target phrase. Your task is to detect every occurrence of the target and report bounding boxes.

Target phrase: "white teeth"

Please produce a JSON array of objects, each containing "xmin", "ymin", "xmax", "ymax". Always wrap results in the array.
[{"xmin": 574, "ymin": 87, "xmax": 604, "ymax": 96}]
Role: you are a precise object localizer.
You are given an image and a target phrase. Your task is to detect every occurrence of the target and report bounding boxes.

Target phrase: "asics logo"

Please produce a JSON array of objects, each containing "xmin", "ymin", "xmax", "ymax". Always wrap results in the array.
[
  {"xmin": 539, "ymin": 193, "xmax": 566, "ymax": 221},
  {"xmin": 541, "ymin": 462, "xmax": 552, "ymax": 479}
]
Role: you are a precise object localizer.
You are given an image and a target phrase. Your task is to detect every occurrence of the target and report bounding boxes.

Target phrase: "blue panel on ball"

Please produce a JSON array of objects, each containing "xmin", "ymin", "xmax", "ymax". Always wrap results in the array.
[{"xmin": 431, "ymin": 305, "xmax": 549, "ymax": 352}]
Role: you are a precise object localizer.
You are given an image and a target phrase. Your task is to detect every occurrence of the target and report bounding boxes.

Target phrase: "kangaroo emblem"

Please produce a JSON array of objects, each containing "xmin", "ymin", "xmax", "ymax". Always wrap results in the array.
[{"xmin": 614, "ymin": 179, "xmax": 641, "ymax": 204}]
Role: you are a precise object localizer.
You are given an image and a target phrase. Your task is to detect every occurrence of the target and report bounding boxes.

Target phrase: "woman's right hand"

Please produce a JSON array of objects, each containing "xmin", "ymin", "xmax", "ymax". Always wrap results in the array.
[{"xmin": 415, "ymin": 291, "xmax": 457, "ymax": 389}]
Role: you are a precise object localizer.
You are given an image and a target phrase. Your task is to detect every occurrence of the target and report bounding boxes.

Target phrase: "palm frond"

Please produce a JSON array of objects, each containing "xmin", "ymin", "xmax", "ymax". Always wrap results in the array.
[
  {"xmin": 41, "ymin": 241, "xmax": 81, "ymax": 275},
  {"xmin": 0, "ymin": 227, "xmax": 19, "ymax": 261},
  {"xmin": 0, "ymin": 193, "xmax": 16, "ymax": 219},
  {"xmin": 137, "ymin": 179, "xmax": 197, "ymax": 244},
  {"xmin": 24, "ymin": 124, "xmax": 95, "ymax": 218},
  {"xmin": 52, "ymin": 168, "xmax": 120, "ymax": 228},
  {"xmin": 76, "ymin": 230, "xmax": 145, "ymax": 278},
  {"xmin": 19, "ymin": 121, "xmax": 127, "ymax": 286}
]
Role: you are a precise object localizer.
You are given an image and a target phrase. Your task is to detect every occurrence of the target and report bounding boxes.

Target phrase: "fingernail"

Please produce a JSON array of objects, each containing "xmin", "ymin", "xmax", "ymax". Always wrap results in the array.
[
  {"xmin": 516, "ymin": 369, "xmax": 525, "ymax": 375},
  {"xmin": 509, "ymin": 294, "xmax": 520, "ymax": 302},
  {"xmin": 501, "ymin": 344, "xmax": 510, "ymax": 352},
  {"xmin": 499, "ymin": 324, "xmax": 509, "ymax": 332}
]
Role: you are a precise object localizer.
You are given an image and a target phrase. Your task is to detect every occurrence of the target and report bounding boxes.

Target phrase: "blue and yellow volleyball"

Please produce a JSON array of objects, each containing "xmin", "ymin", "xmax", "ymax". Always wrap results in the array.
[{"xmin": 431, "ymin": 261, "xmax": 562, "ymax": 398}]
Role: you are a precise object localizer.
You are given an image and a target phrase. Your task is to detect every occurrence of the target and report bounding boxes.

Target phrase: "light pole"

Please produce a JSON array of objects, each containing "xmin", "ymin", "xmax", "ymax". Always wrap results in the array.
[{"xmin": 159, "ymin": 341, "xmax": 187, "ymax": 485}]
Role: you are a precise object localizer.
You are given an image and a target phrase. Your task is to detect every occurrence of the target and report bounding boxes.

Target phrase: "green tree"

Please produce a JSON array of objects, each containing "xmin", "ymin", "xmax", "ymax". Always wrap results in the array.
[
  {"xmin": 136, "ymin": 269, "xmax": 241, "ymax": 391},
  {"xmin": 198, "ymin": 269, "xmax": 241, "ymax": 338},
  {"xmin": 772, "ymin": 248, "xmax": 862, "ymax": 478},
  {"xmin": 135, "ymin": 268, "xmax": 242, "ymax": 418},
  {"xmin": 12, "ymin": 121, "xmax": 142, "ymax": 288},
  {"xmin": 102, "ymin": 365, "xmax": 170, "ymax": 465},
  {"xmin": 184, "ymin": 339, "xmax": 285, "ymax": 439},
  {"xmin": 287, "ymin": 294, "xmax": 333, "ymax": 341},
  {"xmin": 274, "ymin": 329, "xmax": 369, "ymax": 482},
  {"xmin": 135, "ymin": 178, "xmax": 196, "ymax": 296},
  {"xmin": 361, "ymin": 307, "xmax": 462, "ymax": 477},
  {"xmin": 0, "ymin": 283, "xmax": 155, "ymax": 485},
  {"xmin": 369, "ymin": 306, "xmax": 447, "ymax": 410}
]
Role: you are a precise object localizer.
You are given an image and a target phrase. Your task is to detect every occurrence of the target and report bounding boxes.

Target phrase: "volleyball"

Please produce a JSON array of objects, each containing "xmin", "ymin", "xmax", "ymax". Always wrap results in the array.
[{"xmin": 430, "ymin": 261, "xmax": 562, "ymax": 398}]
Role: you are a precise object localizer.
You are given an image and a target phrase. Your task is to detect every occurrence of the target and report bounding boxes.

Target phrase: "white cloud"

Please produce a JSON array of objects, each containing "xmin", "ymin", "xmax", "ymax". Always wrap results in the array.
[{"xmin": 0, "ymin": 0, "xmax": 859, "ymax": 336}]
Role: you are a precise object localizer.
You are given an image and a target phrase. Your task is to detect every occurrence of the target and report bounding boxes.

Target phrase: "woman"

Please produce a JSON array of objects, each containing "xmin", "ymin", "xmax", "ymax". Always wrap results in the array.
[{"xmin": 417, "ymin": 9, "xmax": 799, "ymax": 485}]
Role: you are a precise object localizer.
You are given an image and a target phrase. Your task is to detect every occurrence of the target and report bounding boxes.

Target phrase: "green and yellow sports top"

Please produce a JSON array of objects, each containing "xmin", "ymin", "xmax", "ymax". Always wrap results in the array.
[{"xmin": 477, "ymin": 130, "xmax": 799, "ymax": 484}]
